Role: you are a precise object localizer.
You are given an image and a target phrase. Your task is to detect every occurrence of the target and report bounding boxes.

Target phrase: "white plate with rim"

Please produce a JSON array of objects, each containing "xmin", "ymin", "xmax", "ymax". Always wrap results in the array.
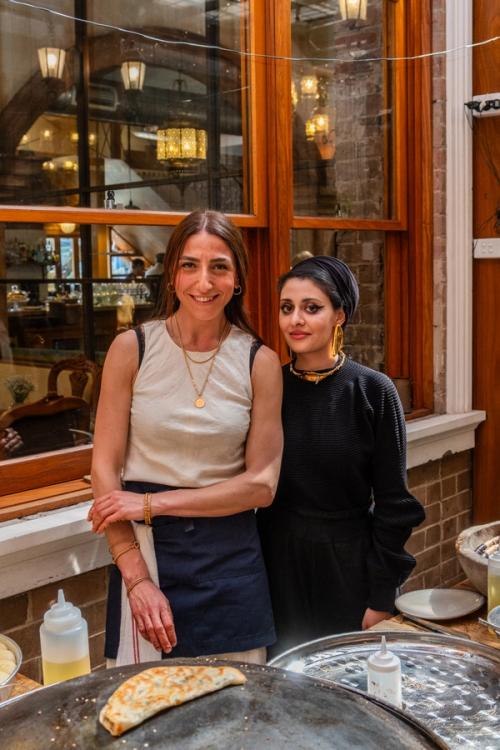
[{"xmin": 395, "ymin": 588, "xmax": 485, "ymax": 621}]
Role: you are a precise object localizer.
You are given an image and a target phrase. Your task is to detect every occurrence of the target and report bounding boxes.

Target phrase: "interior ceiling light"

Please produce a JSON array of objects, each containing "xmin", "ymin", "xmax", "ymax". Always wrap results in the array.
[
  {"xmin": 121, "ymin": 61, "xmax": 146, "ymax": 91},
  {"xmin": 339, "ymin": 0, "xmax": 368, "ymax": 22},
  {"xmin": 156, "ymin": 127, "xmax": 207, "ymax": 164},
  {"xmin": 38, "ymin": 47, "xmax": 66, "ymax": 80},
  {"xmin": 42, "ymin": 160, "xmax": 56, "ymax": 171},
  {"xmin": 60, "ymin": 223, "xmax": 76, "ymax": 234},
  {"xmin": 300, "ymin": 75, "xmax": 318, "ymax": 97}
]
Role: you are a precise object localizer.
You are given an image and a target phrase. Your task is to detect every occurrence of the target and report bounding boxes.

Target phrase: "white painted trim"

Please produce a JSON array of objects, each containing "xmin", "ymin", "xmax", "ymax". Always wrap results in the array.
[
  {"xmin": 0, "ymin": 502, "xmax": 110, "ymax": 600},
  {"xmin": 406, "ymin": 409, "xmax": 485, "ymax": 468},
  {"xmin": 446, "ymin": 0, "xmax": 473, "ymax": 412},
  {"xmin": 0, "ymin": 410, "xmax": 485, "ymax": 599}
]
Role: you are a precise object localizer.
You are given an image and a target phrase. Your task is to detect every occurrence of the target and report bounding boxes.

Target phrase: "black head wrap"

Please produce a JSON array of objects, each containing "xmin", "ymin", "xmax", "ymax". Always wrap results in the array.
[{"xmin": 293, "ymin": 255, "xmax": 359, "ymax": 325}]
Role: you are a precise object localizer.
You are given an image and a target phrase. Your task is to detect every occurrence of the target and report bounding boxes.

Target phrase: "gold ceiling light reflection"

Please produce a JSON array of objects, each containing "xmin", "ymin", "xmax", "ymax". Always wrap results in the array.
[
  {"xmin": 291, "ymin": 80, "xmax": 299, "ymax": 108},
  {"xmin": 38, "ymin": 47, "xmax": 66, "ymax": 79},
  {"xmin": 338, "ymin": 0, "xmax": 368, "ymax": 22},
  {"xmin": 42, "ymin": 160, "xmax": 56, "ymax": 171},
  {"xmin": 300, "ymin": 75, "xmax": 318, "ymax": 97},
  {"xmin": 156, "ymin": 127, "xmax": 207, "ymax": 164},
  {"xmin": 71, "ymin": 132, "xmax": 97, "ymax": 145},
  {"xmin": 121, "ymin": 61, "xmax": 146, "ymax": 91},
  {"xmin": 60, "ymin": 223, "xmax": 76, "ymax": 234}
]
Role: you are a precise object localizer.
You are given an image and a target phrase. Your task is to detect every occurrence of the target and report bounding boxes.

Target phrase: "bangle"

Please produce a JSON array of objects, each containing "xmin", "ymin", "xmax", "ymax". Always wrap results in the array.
[
  {"xmin": 144, "ymin": 492, "xmax": 152, "ymax": 526},
  {"xmin": 110, "ymin": 540, "xmax": 140, "ymax": 565},
  {"xmin": 126, "ymin": 575, "xmax": 150, "ymax": 596}
]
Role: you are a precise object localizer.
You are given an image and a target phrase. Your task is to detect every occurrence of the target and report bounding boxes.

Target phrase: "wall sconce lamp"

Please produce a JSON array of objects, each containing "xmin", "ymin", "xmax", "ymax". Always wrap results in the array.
[
  {"xmin": 38, "ymin": 47, "xmax": 66, "ymax": 80},
  {"xmin": 121, "ymin": 61, "xmax": 146, "ymax": 91},
  {"xmin": 338, "ymin": 0, "xmax": 368, "ymax": 22},
  {"xmin": 60, "ymin": 223, "xmax": 76, "ymax": 234}
]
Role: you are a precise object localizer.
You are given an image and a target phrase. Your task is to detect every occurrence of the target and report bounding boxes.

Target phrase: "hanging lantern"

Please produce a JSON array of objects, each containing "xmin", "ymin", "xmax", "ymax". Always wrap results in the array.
[
  {"xmin": 38, "ymin": 47, "xmax": 66, "ymax": 79},
  {"xmin": 311, "ymin": 113, "xmax": 329, "ymax": 136},
  {"xmin": 156, "ymin": 127, "xmax": 207, "ymax": 164},
  {"xmin": 305, "ymin": 118, "xmax": 316, "ymax": 141},
  {"xmin": 300, "ymin": 75, "xmax": 318, "ymax": 98},
  {"xmin": 121, "ymin": 61, "xmax": 146, "ymax": 91},
  {"xmin": 338, "ymin": 0, "xmax": 368, "ymax": 22}
]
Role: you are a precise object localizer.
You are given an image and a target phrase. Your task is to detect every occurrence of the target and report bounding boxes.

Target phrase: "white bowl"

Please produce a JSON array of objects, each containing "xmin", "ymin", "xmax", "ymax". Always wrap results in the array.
[{"xmin": 0, "ymin": 633, "xmax": 22, "ymax": 703}]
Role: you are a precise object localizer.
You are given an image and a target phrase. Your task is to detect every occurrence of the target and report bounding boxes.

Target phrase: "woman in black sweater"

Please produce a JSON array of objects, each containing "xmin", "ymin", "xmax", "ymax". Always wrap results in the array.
[{"xmin": 258, "ymin": 256, "xmax": 425, "ymax": 657}]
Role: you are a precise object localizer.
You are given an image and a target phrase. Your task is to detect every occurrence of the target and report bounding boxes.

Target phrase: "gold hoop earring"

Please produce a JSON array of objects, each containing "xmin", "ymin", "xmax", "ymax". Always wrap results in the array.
[
  {"xmin": 330, "ymin": 324, "xmax": 344, "ymax": 358},
  {"xmin": 233, "ymin": 285, "xmax": 242, "ymax": 296}
]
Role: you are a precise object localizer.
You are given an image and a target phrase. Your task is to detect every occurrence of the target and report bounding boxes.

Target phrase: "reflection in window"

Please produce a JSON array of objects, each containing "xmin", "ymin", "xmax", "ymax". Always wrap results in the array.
[
  {"xmin": 0, "ymin": 1, "xmax": 252, "ymax": 213},
  {"xmin": 292, "ymin": 0, "xmax": 395, "ymax": 219},
  {"xmin": 291, "ymin": 230, "xmax": 385, "ymax": 371},
  {"xmin": 0, "ymin": 222, "xmax": 171, "ymax": 459}
]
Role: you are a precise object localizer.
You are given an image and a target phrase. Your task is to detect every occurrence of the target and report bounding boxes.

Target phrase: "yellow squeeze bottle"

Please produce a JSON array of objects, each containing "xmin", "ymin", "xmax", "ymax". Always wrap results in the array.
[{"xmin": 39, "ymin": 589, "xmax": 91, "ymax": 686}]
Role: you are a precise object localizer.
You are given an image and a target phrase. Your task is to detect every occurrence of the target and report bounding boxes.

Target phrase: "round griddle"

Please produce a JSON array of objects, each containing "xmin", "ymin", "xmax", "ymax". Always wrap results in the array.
[{"xmin": 0, "ymin": 658, "xmax": 446, "ymax": 749}]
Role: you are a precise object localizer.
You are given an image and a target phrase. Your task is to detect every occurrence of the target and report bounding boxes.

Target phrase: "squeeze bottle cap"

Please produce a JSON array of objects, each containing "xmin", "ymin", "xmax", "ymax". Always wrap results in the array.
[
  {"xmin": 43, "ymin": 589, "xmax": 83, "ymax": 633},
  {"xmin": 367, "ymin": 636, "xmax": 400, "ymax": 673}
]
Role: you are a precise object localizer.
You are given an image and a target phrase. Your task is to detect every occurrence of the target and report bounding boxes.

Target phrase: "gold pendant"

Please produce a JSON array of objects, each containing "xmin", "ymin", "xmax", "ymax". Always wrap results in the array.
[{"xmin": 194, "ymin": 397, "xmax": 205, "ymax": 408}]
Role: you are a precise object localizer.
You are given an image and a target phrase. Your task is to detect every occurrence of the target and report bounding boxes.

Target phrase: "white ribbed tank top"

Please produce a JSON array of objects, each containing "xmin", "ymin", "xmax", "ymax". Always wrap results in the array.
[{"xmin": 122, "ymin": 319, "xmax": 254, "ymax": 488}]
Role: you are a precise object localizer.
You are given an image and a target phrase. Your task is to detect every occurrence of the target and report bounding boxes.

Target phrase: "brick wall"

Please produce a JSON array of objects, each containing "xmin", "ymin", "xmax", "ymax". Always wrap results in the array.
[
  {"xmin": 404, "ymin": 450, "xmax": 473, "ymax": 591},
  {"xmin": 0, "ymin": 568, "xmax": 108, "ymax": 684}
]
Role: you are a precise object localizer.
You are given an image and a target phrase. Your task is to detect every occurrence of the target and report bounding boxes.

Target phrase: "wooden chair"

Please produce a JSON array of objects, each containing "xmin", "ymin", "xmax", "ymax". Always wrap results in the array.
[
  {"xmin": 0, "ymin": 395, "xmax": 91, "ymax": 458},
  {"xmin": 46, "ymin": 355, "xmax": 101, "ymax": 413}
]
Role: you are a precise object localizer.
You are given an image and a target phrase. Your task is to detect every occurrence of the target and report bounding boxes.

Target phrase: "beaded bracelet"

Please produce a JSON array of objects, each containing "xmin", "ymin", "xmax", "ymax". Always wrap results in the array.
[
  {"xmin": 144, "ymin": 492, "xmax": 152, "ymax": 526},
  {"xmin": 126, "ymin": 575, "xmax": 151, "ymax": 596},
  {"xmin": 111, "ymin": 540, "xmax": 140, "ymax": 565}
]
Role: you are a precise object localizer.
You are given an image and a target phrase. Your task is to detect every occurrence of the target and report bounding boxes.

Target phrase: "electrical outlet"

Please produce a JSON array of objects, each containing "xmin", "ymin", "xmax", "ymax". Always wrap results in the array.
[{"xmin": 474, "ymin": 238, "xmax": 500, "ymax": 258}]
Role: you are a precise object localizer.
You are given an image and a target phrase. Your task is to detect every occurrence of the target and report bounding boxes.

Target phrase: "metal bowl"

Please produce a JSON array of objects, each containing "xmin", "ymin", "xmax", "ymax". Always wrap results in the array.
[
  {"xmin": 455, "ymin": 520, "xmax": 500, "ymax": 595},
  {"xmin": 0, "ymin": 634, "xmax": 22, "ymax": 703}
]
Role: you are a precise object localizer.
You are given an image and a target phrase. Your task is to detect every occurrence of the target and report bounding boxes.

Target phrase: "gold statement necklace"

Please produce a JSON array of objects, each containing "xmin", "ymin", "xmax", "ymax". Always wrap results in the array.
[
  {"xmin": 289, "ymin": 351, "xmax": 346, "ymax": 384},
  {"xmin": 174, "ymin": 315, "xmax": 229, "ymax": 408}
]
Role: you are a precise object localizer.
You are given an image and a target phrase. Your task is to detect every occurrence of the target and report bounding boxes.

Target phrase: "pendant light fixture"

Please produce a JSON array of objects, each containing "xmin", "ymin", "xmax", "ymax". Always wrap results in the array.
[
  {"xmin": 156, "ymin": 71, "xmax": 207, "ymax": 167},
  {"xmin": 120, "ymin": 61, "xmax": 146, "ymax": 91},
  {"xmin": 338, "ymin": 0, "xmax": 368, "ymax": 22},
  {"xmin": 38, "ymin": 47, "xmax": 66, "ymax": 80}
]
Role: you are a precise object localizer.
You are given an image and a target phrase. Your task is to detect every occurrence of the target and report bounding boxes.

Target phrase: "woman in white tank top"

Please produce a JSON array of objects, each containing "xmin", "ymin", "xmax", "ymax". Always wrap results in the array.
[{"xmin": 89, "ymin": 210, "xmax": 283, "ymax": 665}]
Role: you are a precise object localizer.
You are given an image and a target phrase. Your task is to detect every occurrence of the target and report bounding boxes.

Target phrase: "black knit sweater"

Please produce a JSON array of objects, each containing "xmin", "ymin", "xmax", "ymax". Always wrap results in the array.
[{"xmin": 265, "ymin": 357, "xmax": 425, "ymax": 612}]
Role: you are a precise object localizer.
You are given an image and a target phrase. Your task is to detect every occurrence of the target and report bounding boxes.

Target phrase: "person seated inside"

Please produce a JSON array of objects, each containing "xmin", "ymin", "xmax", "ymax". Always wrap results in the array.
[
  {"xmin": 145, "ymin": 253, "xmax": 165, "ymax": 277},
  {"xmin": 126, "ymin": 258, "xmax": 146, "ymax": 281}
]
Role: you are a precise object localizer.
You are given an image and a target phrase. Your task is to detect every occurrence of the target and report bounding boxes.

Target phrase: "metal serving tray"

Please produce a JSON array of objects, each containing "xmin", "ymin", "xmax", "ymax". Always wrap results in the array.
[
  {"xmin": 270, "ymin": 630, "xmax": 500, "ymax": 750},
  {"xmin": 0, "ymin": 658, "xmax": 445, "ymax": 749}
]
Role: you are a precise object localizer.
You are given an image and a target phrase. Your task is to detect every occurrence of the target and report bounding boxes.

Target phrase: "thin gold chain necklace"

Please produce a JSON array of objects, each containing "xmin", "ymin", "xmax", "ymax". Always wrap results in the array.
[
  {"xmin": 289, "ymin": 351, "xmax": 346, "ymax": 384},
  {"xmin": 174, "ymin": 316, "xmax": 229, "ymax": 408}
]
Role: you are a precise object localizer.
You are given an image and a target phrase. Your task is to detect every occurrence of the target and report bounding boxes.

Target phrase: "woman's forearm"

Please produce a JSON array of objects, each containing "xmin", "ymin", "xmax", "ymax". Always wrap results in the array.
[
  {"xmin": 151, "ymin": 470, "xmax": 275, "ymax": 518},
  {"xmin": 92, "ymin": 466, "xmax": 150, "ymax": 586}
]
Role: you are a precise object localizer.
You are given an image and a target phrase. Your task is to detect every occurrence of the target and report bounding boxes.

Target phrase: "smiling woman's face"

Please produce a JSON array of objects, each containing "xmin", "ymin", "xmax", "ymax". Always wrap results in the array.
[
  {"xmin": 174, "ymin": 231, "xmax": 238, "ymax": 321},
  {"xmin": 279, "ymin": 277, "xmax": 345, "ymax": 359}
]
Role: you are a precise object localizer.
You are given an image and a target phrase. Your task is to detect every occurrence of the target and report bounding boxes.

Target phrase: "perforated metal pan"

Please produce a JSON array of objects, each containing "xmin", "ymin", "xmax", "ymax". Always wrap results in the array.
[{"xmin": 270, "ymin": 630, "xmax": 500, "ymax": 750}]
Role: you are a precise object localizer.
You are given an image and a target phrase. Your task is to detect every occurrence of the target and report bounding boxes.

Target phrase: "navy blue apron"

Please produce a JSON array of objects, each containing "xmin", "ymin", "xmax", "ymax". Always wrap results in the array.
[{"xmin": 105, "ymin": 481, "xmax": 276, "ymax": 659}]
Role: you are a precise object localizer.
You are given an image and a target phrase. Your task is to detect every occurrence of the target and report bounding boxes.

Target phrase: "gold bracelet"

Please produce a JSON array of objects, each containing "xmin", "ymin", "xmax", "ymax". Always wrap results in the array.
[
  {"xmin": 126, "ymin": 575, "xmax": 150, "ymax": 596},
  {"xmin": 110, "ymin": 540, "xmax": 140, "ymax": 565},
  {"xmin": 144, "ymin": 492, "xmax": 152, "ymax": 526}
]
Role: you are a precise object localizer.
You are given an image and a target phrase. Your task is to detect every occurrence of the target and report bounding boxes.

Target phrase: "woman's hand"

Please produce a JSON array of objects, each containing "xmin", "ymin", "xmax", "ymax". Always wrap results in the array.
[
  {"xmin": 0, "ymin": 428, "xmax": 23, "ymax": 459},
  {"xmin": 88, "ymin": 490, "xmax": 145, "ymax": 533},
  {"xmin": 128, "ymin": 579, "xmax": 177, "ymax": 653},
  {"xmin": 361, "ymin": 608, "xmax": 393, "ymax": 630}
]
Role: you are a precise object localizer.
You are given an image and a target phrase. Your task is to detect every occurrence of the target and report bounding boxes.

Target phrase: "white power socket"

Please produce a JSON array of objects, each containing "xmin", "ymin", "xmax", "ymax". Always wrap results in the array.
[{"xmin": 474, "ymin": 238, "xmax": 500, "ymax": 258}]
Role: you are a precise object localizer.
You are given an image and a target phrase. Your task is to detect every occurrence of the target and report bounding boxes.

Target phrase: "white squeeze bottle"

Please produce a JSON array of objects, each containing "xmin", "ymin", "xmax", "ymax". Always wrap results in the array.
[
  {"xmin": 366, "ymin": 636, "xmax": 402, "ymax": 708},
  {"xmin": 40, "ymin": 589, "xmax": 91, "ymax": 686}
]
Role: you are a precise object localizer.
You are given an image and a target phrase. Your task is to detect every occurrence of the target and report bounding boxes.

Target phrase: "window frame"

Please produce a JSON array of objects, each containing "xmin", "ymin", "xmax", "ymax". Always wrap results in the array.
[{"xmin": 0, "ymin": 0, "xmax": 434, "ymax": 505}]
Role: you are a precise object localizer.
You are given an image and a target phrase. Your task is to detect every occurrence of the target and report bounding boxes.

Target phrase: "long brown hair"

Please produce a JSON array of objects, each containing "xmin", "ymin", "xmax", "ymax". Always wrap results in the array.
[{"xmin": 155, "ymin": 210, "xmax": 258, "ymax": 338}]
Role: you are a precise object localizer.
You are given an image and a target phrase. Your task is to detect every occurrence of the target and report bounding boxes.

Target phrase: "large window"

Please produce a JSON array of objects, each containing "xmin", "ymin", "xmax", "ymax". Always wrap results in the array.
[
  {"xmin": 291, "ymin": 0, "xmax": 397, "ymax": 220},
  {"xmin": 0, "ymin": 0, "xmax": 255, "ymax": 214},
  {"xmin": 0, "ymin": 0, "xmax": 433, "ymax": 506}
]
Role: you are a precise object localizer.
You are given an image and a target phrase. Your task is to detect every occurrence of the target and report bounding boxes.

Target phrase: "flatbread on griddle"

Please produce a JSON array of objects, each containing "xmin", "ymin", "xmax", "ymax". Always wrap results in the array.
[{"xmin": 99, "ymin": 665, "xmax": 247, "ymax": 736}]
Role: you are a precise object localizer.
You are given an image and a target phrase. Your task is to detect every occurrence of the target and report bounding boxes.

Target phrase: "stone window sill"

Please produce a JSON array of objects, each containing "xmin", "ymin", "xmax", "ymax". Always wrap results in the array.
[{"xmin": 0, "ymin": 410, "xmax": 486, "ymax": 600}]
